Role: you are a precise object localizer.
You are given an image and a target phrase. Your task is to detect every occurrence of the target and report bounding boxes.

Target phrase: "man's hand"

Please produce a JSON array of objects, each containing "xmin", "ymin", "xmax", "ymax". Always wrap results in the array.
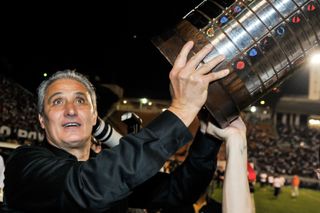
[
  {"xmin": 168, "ymin": 41, "xmax": 229, "ymax": 126},
  {"xmin": 200, "ymin": 117, "xmax": 246, "ymax": 141}
]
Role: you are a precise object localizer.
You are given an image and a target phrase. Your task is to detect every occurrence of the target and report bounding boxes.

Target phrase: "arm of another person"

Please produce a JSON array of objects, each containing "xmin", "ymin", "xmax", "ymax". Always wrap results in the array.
[
  {"xmin": 127, "ymin": 128, "xmax": 223, "ymax": 210},
  {"xmin": 203, "ymin": 117, "xmax": 252, "ymax": 213}
]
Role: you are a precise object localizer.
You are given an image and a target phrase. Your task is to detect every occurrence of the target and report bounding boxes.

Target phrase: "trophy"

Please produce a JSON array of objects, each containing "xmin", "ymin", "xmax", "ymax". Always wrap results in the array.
[{"xmin": 152, "ymin": 0, "xmax": 320, "ymax": 128}]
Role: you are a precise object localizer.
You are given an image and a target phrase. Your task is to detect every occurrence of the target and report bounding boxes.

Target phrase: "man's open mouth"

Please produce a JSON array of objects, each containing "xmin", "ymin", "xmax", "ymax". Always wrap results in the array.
[{"xmin": 63, "ymin": 122, "xmax": 81, "ymax": 127}]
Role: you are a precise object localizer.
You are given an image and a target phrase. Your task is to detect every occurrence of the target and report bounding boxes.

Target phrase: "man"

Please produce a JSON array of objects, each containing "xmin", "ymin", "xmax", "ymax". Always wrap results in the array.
[
  {"xmin": 291, "ymin": 175, "xmax": 300, "ymax": 198},
  {"xmin": 0, "ymin": 154, "xmax": 4, "ymax": 202},
  {"xmin": 3, "ymin": 41, "xmax": 232, "ymax": 212}
]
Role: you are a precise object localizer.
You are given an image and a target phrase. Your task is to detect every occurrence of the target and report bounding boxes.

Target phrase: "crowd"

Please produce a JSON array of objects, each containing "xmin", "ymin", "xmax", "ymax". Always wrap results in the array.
[
  {"xmin": 247, "ymin": 122, "xmax": 320, "ymax": 178},
  {"xmin": 0, "ymin": 75, "xmax": 41, "ymax": 143}
]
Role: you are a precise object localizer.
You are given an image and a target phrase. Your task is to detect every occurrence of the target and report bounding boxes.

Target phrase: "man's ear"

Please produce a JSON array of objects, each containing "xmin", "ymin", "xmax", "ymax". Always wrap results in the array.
[
  {"xmin": 93, "ymin": 111, "xmax": 98, "ymax": 126},
  {"xmin": 38, "ymin": 114, "xmax": 45, "ymax": 129}
]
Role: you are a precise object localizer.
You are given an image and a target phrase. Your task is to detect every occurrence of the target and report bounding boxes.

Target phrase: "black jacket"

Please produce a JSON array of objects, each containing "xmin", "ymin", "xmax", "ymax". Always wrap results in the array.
[{"xmin": 3, "ymin": 111, "xmax": 222, "ymax": 212}]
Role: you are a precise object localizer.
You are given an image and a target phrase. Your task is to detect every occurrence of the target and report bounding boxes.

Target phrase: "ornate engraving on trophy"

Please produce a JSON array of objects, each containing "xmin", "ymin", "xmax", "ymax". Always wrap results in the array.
[{"xmin": 152, "ymin": 0, "xmax": 320, "ymax": 127}]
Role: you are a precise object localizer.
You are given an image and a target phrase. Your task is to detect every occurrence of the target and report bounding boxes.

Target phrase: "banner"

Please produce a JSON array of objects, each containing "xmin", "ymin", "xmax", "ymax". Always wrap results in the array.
[{"xmin": 0, "ymin": 125, "xmax": 44, "ymax": 142}]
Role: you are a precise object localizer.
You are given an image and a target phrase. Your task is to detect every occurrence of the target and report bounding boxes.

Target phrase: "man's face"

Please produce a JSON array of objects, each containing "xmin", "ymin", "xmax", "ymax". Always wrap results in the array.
[{"xmin": 39, "ymin": 79, "xmax": 97, "ymax": 151}]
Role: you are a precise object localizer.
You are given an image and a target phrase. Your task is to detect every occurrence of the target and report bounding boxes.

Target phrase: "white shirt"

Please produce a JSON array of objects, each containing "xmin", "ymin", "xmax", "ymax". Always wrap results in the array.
[
  {"xmin": 260, "ymin": 173, "xmax": 267, "ymax": 182},
  {"xmin": 273, "ymin": 177, "xmax": 282, "ymax": 188},
  {"xmin": 0, "ymin": 155, "xmax": 5, "ymax": 188},
  {"xmin": 0, "ymin": 155, "xmax": 5, "ymax": 203}
]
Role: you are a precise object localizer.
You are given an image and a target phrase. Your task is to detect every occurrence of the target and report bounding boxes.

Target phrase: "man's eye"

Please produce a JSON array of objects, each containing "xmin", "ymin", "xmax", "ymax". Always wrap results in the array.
[
  {"xmin": 76, "ymin": 98, "xmax": 85, "ymax": 104},
  {"xmin": 53, "ymin": 99, "xmax": 63, "ymax": 105}
]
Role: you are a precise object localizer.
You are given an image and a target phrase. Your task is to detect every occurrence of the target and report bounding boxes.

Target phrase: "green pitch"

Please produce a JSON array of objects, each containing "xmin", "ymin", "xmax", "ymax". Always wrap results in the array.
[{"xmin": 212, "ymin": 185, "xmax": 320, "ymax": 213}]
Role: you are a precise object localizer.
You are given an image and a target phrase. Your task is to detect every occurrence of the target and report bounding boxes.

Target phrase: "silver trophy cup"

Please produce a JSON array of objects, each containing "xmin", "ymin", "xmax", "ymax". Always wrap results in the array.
[{"xmin": 152, "ymin": 0, "xmax": 320, "ymax": 128}]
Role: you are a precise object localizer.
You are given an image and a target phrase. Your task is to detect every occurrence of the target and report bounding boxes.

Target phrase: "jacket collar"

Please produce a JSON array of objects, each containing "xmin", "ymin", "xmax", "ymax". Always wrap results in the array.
[
  {"xmin": 43, "ymin": 140, "xmax": 97, "ymax": 160},
  {"xmin": 44, "ymin": 141, "xmax": 77, "ymax": 159}
]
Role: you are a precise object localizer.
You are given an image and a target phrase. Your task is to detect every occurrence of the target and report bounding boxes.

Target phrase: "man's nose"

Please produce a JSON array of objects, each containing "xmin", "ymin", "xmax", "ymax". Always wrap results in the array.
[{"xmin": 64, "ymin": 102, "xmax": 77, "ymax": 117}]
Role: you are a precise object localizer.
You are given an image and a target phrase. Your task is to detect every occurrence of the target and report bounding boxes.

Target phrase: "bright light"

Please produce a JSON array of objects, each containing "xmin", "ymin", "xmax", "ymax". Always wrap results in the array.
[
  {"xmin": 310, "ymin": 52, "xmax": 320, "ymax": 65},
  {"xmin": 140, "ymin": 98, "xmax": 148, "ymax": 104},
  {"xmin": 308, "ymin": 119, "xmax": 320, "ymax": 125},
  {"xmin": 148, "ymin": 102, "xmax": 153, "ymax": 106},
  {"xmin": 122, "ymin": 100, "xmax": 127, "ymax": 104},
  {"xmin": 162, "ymin": 108, "xmax": 167, "ymax": 112},
  {"xmin": 250, "ymin": 106, "xmax": 257, "ymax": 113},
  {"xmin": 43, "ymin": 73, "xmax": 47, "ymax": 77},
  {"xmin": 260, "ymin": 100, "xmax": 265, "ymax": 105}
]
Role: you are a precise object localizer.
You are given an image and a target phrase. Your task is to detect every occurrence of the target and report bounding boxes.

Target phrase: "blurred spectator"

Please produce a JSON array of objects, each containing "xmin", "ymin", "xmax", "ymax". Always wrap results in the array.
[
  {"xmin": 315, "ymin": 168, "xmax": 320, "ymax": 179},
  {"xmin": 248, "ymin": 162, "xmax": 256, "ymax": 190},
  {"xmin": 216, "ymin": 166, "xmax": 225, "ymax": 188},
  {"xmin": 279, "ymin": 175, "xmax": 286, "ymax": 187},
  {"xmin": 0, "ymin": 154, "xmax": 4, "ymax": 202},
  {"xmin": 268, "ymin": 175, "xmax": 274, "ymax": 187},
  {"xmin": 247, "ymin": 162, "xmax": 256, "ymax": 213},
  {"xmin": 259, "ymin": 172, "xmax": 267, "ymax": 188},
  {"xmin": 291, "ymin": 175, "xmax": 300, "ymax": 198},
  {"xmin": 273, "ymin": 175, "xmax": 282, "ymax": 198}
]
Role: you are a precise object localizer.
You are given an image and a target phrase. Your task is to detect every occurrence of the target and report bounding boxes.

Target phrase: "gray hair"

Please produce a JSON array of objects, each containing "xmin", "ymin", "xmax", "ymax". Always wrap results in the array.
[{"xmin": 37, "ymin": 69, "xmax": 97, "ymax": 115}]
